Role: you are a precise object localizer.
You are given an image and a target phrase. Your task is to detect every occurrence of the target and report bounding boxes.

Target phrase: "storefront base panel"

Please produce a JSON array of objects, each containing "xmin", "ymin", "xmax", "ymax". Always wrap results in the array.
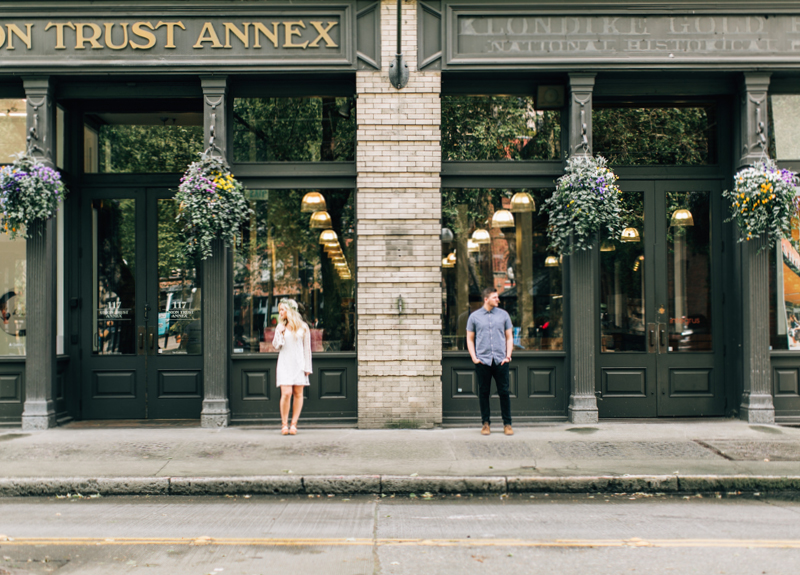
[
  {"xmin": 230, "ymin": 354, "xmax": 358, "ymax": 424},
  {"xmin": 442, "ymin": 354, "xmax": 567, "ymax": 424},
  {"xmin": 771, "ymin": 355, "xmax": 800, "ymax": 421},
  {"xmin": 0, "ymin": 359, "xmax": 25, "ymax": 426}
]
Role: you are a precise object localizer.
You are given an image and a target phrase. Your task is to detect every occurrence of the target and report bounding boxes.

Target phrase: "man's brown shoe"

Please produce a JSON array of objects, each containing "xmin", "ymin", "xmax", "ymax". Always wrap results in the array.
[
  {"xmin": 481, "ymin": 423, "xmax": 491, "ymax": 435},
  {"xmin": 504, "ymin": 425, "xmax": 514, "ymax": 436}
]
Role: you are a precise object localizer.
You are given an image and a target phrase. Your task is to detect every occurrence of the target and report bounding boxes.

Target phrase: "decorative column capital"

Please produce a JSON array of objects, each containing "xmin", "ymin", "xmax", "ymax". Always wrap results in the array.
[
  {"xmin": 568, "ymin": 73, "xmax": 596, "ymax": 158},
  {"xmin": 737, "ymin": 72, "xmax": 772, "ymax": 169},
  {"xmin": 22, "ymin": 76, "xmax": 56, "ymax": 168},
  {"xmin": 200, "ymin": 76, "xmax": 229, "ymax": 163}
]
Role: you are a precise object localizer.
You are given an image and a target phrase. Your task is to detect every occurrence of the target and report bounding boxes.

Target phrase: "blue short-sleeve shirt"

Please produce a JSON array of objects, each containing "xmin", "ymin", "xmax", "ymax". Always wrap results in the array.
[{"xmin": 466, "ymin": 306, "xmax": 513, "ymax": 365}]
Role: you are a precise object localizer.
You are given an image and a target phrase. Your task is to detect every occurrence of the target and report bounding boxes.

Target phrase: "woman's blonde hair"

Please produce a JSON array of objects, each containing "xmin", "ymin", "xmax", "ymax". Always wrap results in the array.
[{"xmin": 279, "ymin": 299, "xmax": 307, "ymax": 334}]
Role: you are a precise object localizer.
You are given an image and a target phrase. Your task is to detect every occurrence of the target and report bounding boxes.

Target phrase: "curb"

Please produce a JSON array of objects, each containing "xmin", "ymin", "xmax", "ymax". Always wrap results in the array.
[{"xmin": 1, "ymin": 475, "xmax": 800, "ymax": 497}]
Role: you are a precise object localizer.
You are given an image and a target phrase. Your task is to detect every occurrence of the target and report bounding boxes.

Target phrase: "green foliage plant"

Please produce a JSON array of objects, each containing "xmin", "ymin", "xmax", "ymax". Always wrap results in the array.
[
  {"xmin": 542, "ymin": 155, "xmax": 623, "ymax": 254},
  {"xmin": 723, "ymin": 158, "xmax": 799, "ymax": 245},
  {"xmin": 176, "ymin": 153, "xmax": 252, "ymax": 260},
  {"xmin": 0, "ymin": 153, "xmax": 67, "ymax": 239}
]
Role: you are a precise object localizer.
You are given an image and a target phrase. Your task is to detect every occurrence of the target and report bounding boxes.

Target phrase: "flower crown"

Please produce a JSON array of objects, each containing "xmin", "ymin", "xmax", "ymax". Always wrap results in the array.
[{"xmin": 279, "ymin": 298, "xmax": 298, "ymax": 312}]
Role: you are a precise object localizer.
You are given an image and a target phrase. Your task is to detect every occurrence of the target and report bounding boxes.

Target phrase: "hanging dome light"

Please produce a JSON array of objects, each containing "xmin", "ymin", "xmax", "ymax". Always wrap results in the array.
[
  {"xmin": 331, "ymin": 253, "xmax": 346, "ymax": 262},
  {"xmin": 334, "ymin": 261, "xmax": 348, "ymax": 268},
  {"xmin": 544, "ymin": 255, "xmax": 560, "ymax": 267},
  {"xmin": 301, "ymin": 192, "xmax": 327, "ymax": 213},
  {"xmin": 442, "ymin": 256, "xmax": 455, "ymax": 268},
  {"xmin": 440, "ymin": 227, "xmax": 454, "ymax": 242},
  {"xmin": 323, "ymin": 241, "xmax": 341, "ymax": 252},
  {"xmin": 310, "ymin": 211, "xmax": 333, "ymax": 229},
  {"xmin": 670, "ymin": 208, "xmax": 695, "ymax": 227},
  {"xmin": 491, "ymin": 209, "xmax": 515, "ymax": 228},
  {"xmin": 319, "ymin": 229, "xmax": 338, "ymax": 244},
  {"xmin": 510, "ymin": 192, "xmax": 535, "ymax": 213},
  {"xmin": 471, "ymin": 229, "xmax": 491, "ymax": 244},
  {"xmin": 600, "ymin": 240, "xmax": 616, "ymax": 252},
  {"xmin": 467, "ymin": 239, "xmax": 480, "ymax": 253},
  {"xmin": 620, "ymin": 227, "xmax": 641, "ymax": 242},
  {"xmin": 446, "ymin": 251, "xmax": 457, "ymax": 265}
]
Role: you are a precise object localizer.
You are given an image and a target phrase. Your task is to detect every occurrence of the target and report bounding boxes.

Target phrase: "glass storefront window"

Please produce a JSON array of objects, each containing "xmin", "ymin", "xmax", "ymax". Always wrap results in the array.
[
  {"xmin": 0, "ymin": 99, "xmax": 27, "ymax": 164},
  {"xmin": 233, "ymin": 189, "xmax": 355, "ymax": 353},
  {"xmin": 0, "ymin": 231, "xmax": 26, "ymax": 356},
  {"xmin": 769, "ymin": 95, "xmax": 800, "ymax": 161},
  {"xmin": 83, "ymin": 110, "xmax": 203, "ymax": 173},
  {"xmin": 770, "ymin": 213, "xmax": 800, "ymax": 350},
  {"xmin": 232, "ymin": 97, "xmax": 355, "ymax": 162},
  {"xmin": 441, "ymin": 188, "xmax": 563, "ymax": 351},
  {"xmin": 593, "ymin": 106, "xmax": 717, "ymax": 166},
  {"xmin": 442, "ymin": 96, "xmax": 561, "ymax": 161},
  {"xmin": 600, "ymin": 192, "xmax": 645, "ymax": 352}
]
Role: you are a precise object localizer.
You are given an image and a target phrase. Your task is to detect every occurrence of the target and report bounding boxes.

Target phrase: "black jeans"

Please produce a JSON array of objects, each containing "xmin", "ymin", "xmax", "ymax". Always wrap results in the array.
[{"xmin": 475, "ymin": 361, "xmax": 512, "ymax": 426}]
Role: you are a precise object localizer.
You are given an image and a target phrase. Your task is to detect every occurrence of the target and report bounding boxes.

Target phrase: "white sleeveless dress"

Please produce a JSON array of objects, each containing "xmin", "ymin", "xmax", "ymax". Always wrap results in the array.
[{"xmin": 273, "ymin": 326, "xmax": 312, "ymax": 387}]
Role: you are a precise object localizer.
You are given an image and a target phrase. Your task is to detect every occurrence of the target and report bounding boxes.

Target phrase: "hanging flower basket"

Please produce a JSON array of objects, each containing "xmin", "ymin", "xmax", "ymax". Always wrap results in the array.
[
  {"xmin": 175, "ymin": 153, "xmax": 252, "ymax": 260},
  {"xmin": 542, "ymin": 155, "xmax": 624, "ymax": 254},
  {"xmin": 723, "ymin": 158, "xmax": 800, "ymax": 244},
  {"xmin": 0, "ymin": 154, "xmax": 67, "ymax": 239}
]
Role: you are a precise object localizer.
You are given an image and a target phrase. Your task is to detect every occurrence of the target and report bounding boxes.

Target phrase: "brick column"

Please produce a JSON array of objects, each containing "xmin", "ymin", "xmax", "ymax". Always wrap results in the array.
[{"xmin": 356, "ymin": 0, "xmax": 442, "ymax": 428}]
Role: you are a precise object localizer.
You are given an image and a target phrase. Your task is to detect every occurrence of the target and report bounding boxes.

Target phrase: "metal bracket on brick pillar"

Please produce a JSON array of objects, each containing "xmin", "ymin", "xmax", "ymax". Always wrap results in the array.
[
  {"xmin": 200, "ymin": 76, "xmax": 231, "ymax": 428},
  {"xmin": 21, "ymin": 77, "xmax": 57, "ymax": 430},
  {"xmin": 566, "ymin": 73, "xmax": 599, "ymax": 424},
  {"xmin": 388, "ymin": 0, "xmax": 409, "ymax": 89},
  {"xmin": 737, "ymin": 72, "xmax": 775, "ymax": 423}
]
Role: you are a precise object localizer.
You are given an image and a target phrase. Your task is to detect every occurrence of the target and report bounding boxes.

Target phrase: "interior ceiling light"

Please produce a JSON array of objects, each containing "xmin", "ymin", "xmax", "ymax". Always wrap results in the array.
[
  {"xmin": 510, "ymin": 192, "xmax": 535, "ymax": 213},
  {"xmin": 467, "ymin": 239, "xmax": 480, "ymax": 253},
  {"xmin": 442, "ymin": 256, "xmax": 454, "ymax": 268},
  {"xmin": 544, "ymin": 255, "xmax": 560, "ymax": 267},
  {"xmin": 319, "ymin": 229, "xmax": 338, "ymax": 244},
  {"xmin": 620, "ymin": 227, "xmax": 641, "ymax": 243},
  {"xmin": 301, "ymin": 192, "xmax": 327, "ymax": 213},
  {"xmin": 670, "ymin": 208, "xmax": 695, "ymax": 227},
  {"xmin": 309, "ymin": 211, "xmax": 333, "ymax": 229},
  {"xmin": 600, "ymin": 240, "xmax": 616, "ymax": 252},
  {"xmin": 471, "ymin": 229, "xmax": 491, "ymax": 244},
  {"xmin": 491, "ymin": 209, "xmax": 515, "ymax": 228}
]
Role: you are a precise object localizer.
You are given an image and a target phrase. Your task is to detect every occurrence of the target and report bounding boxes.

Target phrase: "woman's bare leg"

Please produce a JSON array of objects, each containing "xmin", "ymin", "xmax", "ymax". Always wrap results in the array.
[
  {"xmin": 279, "ymin": 386, "xmax": 293, "ymax": 426},
  {"xmin": 290, "ymin": 386, "xmax": 305, "ymax": 427}
]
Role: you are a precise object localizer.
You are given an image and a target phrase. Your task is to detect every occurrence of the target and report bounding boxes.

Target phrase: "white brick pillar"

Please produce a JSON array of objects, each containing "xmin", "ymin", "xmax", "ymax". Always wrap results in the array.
[{"xmin": 356, "ymin": 0, "xmax": 442, "ymax": 428}]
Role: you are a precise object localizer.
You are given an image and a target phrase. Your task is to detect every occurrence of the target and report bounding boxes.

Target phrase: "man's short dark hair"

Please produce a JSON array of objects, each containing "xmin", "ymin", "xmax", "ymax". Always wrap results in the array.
[{"xmin": 482, "ymin": 287, "xmax": 497, "ymax": 300}]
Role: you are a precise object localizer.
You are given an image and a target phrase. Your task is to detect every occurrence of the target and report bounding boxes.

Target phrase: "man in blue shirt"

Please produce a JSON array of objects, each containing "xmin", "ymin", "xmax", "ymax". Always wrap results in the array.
[{"xmin": 466, "ymin": 287, "xmax": 514, "ymax": 436}]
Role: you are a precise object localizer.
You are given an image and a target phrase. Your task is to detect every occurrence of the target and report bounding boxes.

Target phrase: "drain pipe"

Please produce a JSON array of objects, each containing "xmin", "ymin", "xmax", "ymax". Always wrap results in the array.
[{"xmin": 388, "ymin": 0, "xmax": 409, "ymax": 89}]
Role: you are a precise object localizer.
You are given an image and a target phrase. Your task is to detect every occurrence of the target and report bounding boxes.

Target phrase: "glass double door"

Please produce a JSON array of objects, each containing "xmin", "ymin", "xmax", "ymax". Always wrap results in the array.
[
  {"xmin": 81, "ymin": 188, "xmax": 203, "ymax": 420},
  {"xmin": 597, "ymin": 180, "xmax": 725, "ymax": 417}
]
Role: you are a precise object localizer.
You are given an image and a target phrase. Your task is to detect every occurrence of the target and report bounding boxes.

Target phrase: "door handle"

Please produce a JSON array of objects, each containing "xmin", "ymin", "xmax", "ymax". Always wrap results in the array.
[
  {"xmin": 137, "ymin": 326, "xmax": 146, "ymax": 356},
  {"xmin": 658, "ymin": 323, "xmax": 668, "ymax": 353},
  {"xmin": 647, "ymin": 323, "xmax": 657, "ymax": 353}
]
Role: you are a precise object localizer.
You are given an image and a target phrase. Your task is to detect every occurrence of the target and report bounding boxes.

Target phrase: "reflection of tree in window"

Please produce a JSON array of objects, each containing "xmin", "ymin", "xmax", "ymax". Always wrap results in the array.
[
  {"xmin": 442, "ymin": 96, "xmax": 561, "ymax": 161},
  {"xmin": 96, "ymin": 125, "xmax": 203, "ymax": 173},
  {"xmin": 593, "ymin": 106, "xmax": 716, "ymax": 165},
  {"xmin": 232, "ymin": 97, "xmax": 355, "ymax": 162}
]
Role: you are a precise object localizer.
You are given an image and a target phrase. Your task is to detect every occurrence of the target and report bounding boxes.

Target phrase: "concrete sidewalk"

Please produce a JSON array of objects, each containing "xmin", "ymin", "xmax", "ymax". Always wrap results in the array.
[{"xmin": 1, "ymin": 420, "xmax": 799, "ymax": 496}]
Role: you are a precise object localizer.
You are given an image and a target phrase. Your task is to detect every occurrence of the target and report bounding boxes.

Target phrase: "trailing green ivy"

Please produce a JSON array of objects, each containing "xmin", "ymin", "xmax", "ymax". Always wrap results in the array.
[
  {"xmin": 542, "ymin": 155, "xmax": 624, "ymax": 254},
  {"xmin": 175, "ymin": 153, "xmax": 252, "ymax": 260}
]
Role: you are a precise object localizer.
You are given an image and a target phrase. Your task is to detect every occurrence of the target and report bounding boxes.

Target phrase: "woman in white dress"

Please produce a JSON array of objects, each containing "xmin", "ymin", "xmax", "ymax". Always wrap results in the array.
[{"xmin": 272, "ymin": 298, "xmax": 312, "ymax": 435}]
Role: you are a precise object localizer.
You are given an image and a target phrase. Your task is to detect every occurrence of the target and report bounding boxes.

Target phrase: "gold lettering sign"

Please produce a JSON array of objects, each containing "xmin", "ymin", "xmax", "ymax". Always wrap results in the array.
[{"xmin": 0, "ymin": 19, "xmax": 340, "ymax": 52}]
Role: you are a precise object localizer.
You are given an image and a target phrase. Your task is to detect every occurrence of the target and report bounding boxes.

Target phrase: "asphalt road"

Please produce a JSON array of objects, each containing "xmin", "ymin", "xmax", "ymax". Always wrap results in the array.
[{"xmin": 1, "ymin": 494, "xmax": 799, "ymax": 574}]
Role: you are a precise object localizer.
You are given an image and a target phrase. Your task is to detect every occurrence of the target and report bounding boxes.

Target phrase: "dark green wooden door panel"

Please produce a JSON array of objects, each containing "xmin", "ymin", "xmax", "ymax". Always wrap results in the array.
[{"xmin": 442, "ymin": 354, "xmax": 566, "ymax": 423}]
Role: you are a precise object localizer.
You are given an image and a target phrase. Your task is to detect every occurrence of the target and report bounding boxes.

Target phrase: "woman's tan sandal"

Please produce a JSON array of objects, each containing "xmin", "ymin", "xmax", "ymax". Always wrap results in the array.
[
  {"xmin": 281, "ymin": 425, "xmax": 289, "ymax": 436},
  {"xmin": 289, "ymin": 425, "xmax": 298, "ymax": 435}
]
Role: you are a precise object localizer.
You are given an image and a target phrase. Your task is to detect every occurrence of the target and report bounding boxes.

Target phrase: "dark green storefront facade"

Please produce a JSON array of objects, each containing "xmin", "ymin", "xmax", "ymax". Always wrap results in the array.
[{"xmin": 1, "ymin": 1, "xmax": 800, "ymax": 428}]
